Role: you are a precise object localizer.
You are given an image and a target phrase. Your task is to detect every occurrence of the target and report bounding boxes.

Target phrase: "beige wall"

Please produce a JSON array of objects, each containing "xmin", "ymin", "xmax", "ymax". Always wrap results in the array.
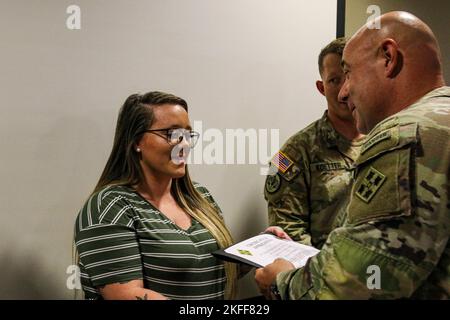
[
  {"xmin": 0, "ymin": 0, "xmax": 337, "ymax": 299},
  {"xmin": 345, "ymin": 0, "xmax": 450, "ymax": 82}
]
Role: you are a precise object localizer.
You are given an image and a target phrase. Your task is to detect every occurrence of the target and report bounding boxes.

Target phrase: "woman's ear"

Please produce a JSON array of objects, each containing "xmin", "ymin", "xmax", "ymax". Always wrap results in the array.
[{"xmin": 134, "ymin": 138, "xmax": 143, "ymax": 153}]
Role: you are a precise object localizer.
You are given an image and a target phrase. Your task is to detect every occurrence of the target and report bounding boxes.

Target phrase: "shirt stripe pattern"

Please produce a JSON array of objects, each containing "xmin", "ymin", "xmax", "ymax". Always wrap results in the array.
[{"xmin": 74, "ymin": 183, "xmax": 226, "ymax": 300}]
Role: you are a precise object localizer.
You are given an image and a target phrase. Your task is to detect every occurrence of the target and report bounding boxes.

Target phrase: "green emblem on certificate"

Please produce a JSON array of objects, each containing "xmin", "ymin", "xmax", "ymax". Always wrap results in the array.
[{"xmin": 237, "ymin": 249, "xmax": 253, "ymax": 256}]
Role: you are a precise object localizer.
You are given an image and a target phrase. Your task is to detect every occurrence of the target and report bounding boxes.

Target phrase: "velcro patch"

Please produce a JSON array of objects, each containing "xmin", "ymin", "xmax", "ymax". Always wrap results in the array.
[
  {"xmin": 271, "ymin": 151, "xmax": 294, "ymax": 173},
  {"xmin": 311, "ymin": 162, "xmax": 347, "ymax": 171},
  {"xmin": 355, "ymin": 167, "xmax": 386, "ymax": 203},
  {"xmin": 265, "ymin": 174, "xmax": 281, "ymax": 194},
  {"xmin": 361, "ymin": 131, "xmax": 391, "ymax": 155}
]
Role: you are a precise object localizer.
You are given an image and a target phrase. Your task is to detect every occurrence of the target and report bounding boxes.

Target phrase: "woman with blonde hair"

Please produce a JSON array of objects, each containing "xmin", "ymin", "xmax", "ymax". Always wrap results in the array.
[{"xmin": 74, "ymin": 91, "xmax": 237, "ymax": 300}]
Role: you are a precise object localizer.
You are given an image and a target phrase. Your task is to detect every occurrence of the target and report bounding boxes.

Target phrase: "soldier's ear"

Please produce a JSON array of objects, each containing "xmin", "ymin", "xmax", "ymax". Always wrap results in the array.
[
  {"xmin": 381, "ymin": 39, "xmax": 402, "ymax": 78},
  {"xmin": 316, "ymin": 80, "xmax": 325, "ymax": 96}
]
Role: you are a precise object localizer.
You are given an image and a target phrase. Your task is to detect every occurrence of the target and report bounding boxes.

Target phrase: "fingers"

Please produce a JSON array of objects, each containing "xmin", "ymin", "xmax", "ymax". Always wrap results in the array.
[
  {"xmin": 264, "ymin": 226, "xmax": 293, "ymax": 241},
  {"xmin": 254, "ymin": 267, "xmax": 263, "ymax": 282},
  {"xmin": 278, "ymin": 232, "xmax": 292, "ymax": 241}
]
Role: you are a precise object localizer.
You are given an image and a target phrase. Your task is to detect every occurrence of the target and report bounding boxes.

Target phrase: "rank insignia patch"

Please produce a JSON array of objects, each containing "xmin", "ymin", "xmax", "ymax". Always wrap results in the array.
[
  {"xmin": 265, "ymin": 174, "xmax": 281, "ymax": 194},
  {"xmin": 271, "ymin": 151, "xmax": 293, "ymax": 173},
  {"xmin": 355, "ymin": 167, "xmax": 386, "ymax": 203}
]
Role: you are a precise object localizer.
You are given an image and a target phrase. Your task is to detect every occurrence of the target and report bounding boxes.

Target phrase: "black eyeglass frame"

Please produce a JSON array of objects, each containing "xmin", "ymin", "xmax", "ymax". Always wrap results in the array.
[{"xmin": 144, "ymin": 128, "xmax": 200, "ymax": 148}]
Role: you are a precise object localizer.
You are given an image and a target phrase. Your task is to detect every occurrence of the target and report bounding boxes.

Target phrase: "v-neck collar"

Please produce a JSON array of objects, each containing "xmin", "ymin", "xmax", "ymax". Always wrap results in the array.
[{"xmin": 129, "ymin": 187, "xmax": 197, "ymax": 233}]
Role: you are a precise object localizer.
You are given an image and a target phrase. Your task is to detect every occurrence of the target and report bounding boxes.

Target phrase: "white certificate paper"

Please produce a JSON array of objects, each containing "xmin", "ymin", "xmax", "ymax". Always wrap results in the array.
[{"xmin": 222, "ymin": 233, "xmax": 319, "ymax": 268}]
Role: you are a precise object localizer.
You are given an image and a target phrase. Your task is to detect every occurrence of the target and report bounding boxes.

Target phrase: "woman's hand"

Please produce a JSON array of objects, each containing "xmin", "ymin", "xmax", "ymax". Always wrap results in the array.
[{"xmin": 99, "ymin": 279, "xmax": 169, "ymax": 300}]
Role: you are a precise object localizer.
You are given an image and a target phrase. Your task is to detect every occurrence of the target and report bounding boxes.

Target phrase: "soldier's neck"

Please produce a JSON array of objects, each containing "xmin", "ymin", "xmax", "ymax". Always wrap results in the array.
[{"xmin": 327, "ymin": 111, "xmax": 364, "ymax": 142}]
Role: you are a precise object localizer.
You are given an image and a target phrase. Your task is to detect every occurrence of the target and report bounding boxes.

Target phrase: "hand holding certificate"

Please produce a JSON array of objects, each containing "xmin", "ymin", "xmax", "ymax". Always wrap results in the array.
[{"xmin": 212, "ymin": 233, "xmax": 319, "ymax": 268}]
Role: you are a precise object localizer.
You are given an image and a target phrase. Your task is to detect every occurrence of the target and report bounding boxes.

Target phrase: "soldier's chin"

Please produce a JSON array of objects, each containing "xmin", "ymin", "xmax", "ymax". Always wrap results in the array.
[{"xmin": 356, "ymin": 120, "xmax": 369, "ymax": 135}]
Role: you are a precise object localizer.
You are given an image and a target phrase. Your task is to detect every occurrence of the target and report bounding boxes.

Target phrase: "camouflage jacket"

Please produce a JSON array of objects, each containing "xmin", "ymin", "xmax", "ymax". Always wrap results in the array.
[
  {"xmin": 265, "ymin": 111, "xmax": 364, "ymax": 248},
  {"xmin": 276, "ymin": 87, "xmax": 450, "ymax": 299}
]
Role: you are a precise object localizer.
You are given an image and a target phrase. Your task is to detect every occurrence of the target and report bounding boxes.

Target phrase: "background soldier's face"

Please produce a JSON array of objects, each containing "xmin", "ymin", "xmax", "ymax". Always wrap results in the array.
[{"xmin": 320, "ymin": 53, "xmax": 353, "ymax": 122}]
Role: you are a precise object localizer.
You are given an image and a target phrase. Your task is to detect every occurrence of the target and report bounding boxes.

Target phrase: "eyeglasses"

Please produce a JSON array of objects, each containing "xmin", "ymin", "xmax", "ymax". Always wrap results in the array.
[{"xmin": 145, "ymin": 128, "xmax": 200, "ymax": 148}]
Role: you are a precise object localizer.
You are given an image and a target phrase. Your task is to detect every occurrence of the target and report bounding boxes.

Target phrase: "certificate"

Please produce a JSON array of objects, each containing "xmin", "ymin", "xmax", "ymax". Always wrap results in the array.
[{"xmin": 212, "ymin": 233, "xmax": 319, "ymax": 268}]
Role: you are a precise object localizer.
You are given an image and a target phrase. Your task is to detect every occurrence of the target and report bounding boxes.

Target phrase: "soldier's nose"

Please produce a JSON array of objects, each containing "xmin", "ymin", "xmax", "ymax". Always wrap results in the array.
[{"xmin": 338, "ymin": 81, "xmax": 349, "ymax": 103}]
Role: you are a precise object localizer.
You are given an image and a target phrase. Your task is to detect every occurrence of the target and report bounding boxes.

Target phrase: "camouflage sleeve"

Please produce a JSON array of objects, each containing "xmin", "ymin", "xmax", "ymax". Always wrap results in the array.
[
  {"xmin": 265, "ymin": 144, "xmax": 311, "ymax": 245},
  {"xmin": 276, "ymin": 121, "xmax": 450, "ymax": 299}
]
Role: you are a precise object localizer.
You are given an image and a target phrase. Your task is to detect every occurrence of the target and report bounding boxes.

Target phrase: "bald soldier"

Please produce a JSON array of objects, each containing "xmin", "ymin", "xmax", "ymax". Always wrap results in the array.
[
  {"xmin": 265, "ymin": 38, "xmax": 364, "ymax": 249},
  {"xmin": 256, "ymin": 11, "xmax": 450, "ymax": 299}
]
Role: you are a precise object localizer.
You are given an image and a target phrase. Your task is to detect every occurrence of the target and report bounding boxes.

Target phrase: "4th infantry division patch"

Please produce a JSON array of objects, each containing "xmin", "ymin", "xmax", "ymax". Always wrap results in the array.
[{"xmin": 355, "ymin": 167, "xmax": 387, "ymax": 203}]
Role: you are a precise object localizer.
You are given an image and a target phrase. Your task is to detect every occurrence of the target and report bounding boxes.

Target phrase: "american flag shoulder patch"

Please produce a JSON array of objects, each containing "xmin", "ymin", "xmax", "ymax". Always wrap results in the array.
[{"xmin": 271, "ymin": 151, "xmax": 294, "ymax": 173}]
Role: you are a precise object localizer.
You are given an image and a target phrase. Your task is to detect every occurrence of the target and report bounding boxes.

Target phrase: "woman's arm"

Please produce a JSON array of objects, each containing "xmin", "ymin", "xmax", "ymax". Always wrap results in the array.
[{"xmin": 99, "ymin": 279, "xmax": 168, "ymax": 300}]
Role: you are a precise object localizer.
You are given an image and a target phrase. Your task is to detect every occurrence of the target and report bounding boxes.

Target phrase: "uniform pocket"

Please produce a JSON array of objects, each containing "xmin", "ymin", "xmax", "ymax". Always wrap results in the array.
[{"xmin": 347, "ymin": 146, "xmax": 414, "ymax": 225}]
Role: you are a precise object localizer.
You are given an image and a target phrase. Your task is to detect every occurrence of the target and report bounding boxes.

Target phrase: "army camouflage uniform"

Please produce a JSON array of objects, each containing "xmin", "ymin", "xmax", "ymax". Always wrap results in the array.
[
  {"xmin": 265, "ymin": 111, "xmax": 364, "ymax": 249},
  {"xmin": 276, "ymin": 86, "xmax": 450, "ymax": 299}
]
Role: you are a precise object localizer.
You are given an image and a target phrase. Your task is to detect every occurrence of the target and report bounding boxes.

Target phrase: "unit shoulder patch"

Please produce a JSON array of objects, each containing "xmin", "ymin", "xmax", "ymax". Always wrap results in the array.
[
  {"xmin": 265, "ymin": 174, "xmax": 281, "ymax": 194},
  {"xmin": 355, "ymin": 166, "xmax": 387, "ymax": 203}
]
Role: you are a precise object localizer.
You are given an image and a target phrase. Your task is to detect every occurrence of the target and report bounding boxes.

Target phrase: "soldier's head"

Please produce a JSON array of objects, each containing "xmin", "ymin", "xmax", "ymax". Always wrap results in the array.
[
  {"xmin": 316, "ymin": 38, "xmax": 353, "ymax": 123},
  {"xmin": 338, "ymin": 11, "xmax": 445, "ymax": 134}
]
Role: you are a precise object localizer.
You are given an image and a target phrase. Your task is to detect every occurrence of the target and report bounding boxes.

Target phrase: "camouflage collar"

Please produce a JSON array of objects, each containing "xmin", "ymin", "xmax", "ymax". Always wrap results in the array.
[
  {"xmin": 367, "ymin": 86, "xmax": 450, "ymax": 137},
  {"xmin": 404, "ymin": 86, "xmax": 450, "ymax": 111},
  {"xmin": 319, "ymin": 111, "xmax": 364, "ymax": 148},
  {"xmin": 319, "ymin": 111, "xmax": 340, "ymax": 148}
]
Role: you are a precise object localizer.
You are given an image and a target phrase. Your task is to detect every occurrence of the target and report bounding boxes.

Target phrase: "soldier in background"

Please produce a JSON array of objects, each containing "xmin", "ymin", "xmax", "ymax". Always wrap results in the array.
[
  {"xmin": 265, "ymin": 38, "xmax": 364, "ymax": 249},
  {"xmin": 256, "ymin": 11, "xmax": 450, "ymax": 299}
]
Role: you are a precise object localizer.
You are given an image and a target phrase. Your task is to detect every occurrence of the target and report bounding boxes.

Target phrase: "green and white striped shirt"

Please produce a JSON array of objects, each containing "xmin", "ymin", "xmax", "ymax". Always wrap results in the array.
[{"xmin": 74, "ymin": 183, "xmax": 226, "ymax": 300}]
